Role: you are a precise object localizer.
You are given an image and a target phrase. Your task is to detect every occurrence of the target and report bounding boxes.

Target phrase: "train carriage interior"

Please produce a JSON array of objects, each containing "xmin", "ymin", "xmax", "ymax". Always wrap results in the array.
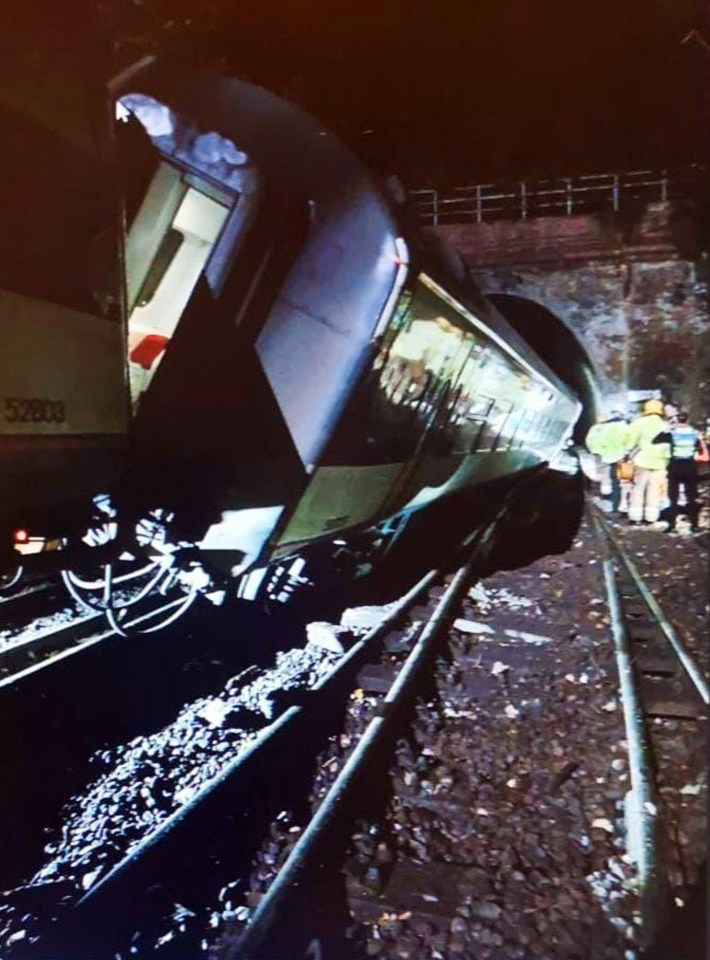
[
  {"xmin": 116, "ymin": 94, "xmax": 254, "ymax": 410},
  {"xmin": 125, "ymin": 164, "xmax": 231, "ymax": 406},
  {"xmin": 324, "ymin": 271, "xmax": 572, "ymax": 469}
]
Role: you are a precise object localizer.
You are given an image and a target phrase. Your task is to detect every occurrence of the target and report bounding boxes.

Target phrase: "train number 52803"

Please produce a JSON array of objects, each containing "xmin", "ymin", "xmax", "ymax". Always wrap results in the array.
[{"xmin": 4, "ymin": 397, "xmax": 66, "ymax": 423}]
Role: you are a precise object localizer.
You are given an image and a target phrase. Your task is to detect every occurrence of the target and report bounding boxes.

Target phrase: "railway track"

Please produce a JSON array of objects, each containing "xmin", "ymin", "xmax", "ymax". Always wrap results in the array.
[
  {"xmin": 0, "ymin": 566, "xmax": 444, "ymax": 956},
  {"xmin": 590, "ymin": 509, "xmax": 708, "ymax": 950},
  {"xmin": 0, "ymin": 576, "xmax": 67, "ymax": 644},
  {"xmin": 0, "ymin": 578, "xmax": 52, "ymax": 607},
  {"xmin": 0, "ymin": 578, "xmax": 107, "ymax": 686},
  {"xmin": 0, "ymin": 607, "xmax": 108, "ymax": 689},
  {"xmin": 227, "ymin": 559, "xmax": 480, "ymax": 960},
  {"xmin": 2, "ymin": 472, "xmax": 543, "ymax": 959},
  {"xmin": 23, "ymin": 564, "xmax": 467, "ymax": 958},
  {"xmin": 0, "ymin": 581, "xmax": 205, "ymax": 691},
  {"xmin": 224, "ymin": 506, "xmax": 707, "ymax": 960}
]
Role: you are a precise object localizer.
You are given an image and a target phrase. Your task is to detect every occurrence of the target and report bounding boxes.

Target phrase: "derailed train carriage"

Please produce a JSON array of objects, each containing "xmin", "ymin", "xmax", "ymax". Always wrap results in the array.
[{"xmin": 1, "ymin": 60, "xmax": 594, "ymax": 631}]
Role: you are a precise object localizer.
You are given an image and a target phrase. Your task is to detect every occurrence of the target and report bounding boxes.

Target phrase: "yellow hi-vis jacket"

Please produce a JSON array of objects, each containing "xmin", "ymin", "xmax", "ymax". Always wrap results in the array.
[
  {"xmin": 585, "ymin": 420, "xmax": 629, "ymax": 464},
  {"xmin": 626, "ymin": 413, "xmax": 671, "ymax": 470}
]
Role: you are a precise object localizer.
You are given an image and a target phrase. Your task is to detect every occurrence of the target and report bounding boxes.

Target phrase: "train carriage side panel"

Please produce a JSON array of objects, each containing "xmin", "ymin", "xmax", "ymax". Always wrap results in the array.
[
  {"xmin": 276, "ymin": 270, "xmax": 580, "ymax": 550},
  {"xmin": 109, "ymin": 72, "xmax": 583, "ymax": 575},
  {"xmin": 0, "ymin": 5, "xmax": 128, "ymax": 563}
]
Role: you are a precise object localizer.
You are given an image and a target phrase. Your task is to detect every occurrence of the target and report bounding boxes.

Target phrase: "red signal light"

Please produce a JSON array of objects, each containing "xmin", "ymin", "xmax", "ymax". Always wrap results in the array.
[{"xmin": 13, "ymin": 529, "xmax": 29, "ymax": 544}]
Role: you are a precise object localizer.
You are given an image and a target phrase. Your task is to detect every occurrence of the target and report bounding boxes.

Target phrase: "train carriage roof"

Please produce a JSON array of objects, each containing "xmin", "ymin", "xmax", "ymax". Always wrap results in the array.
[{"xmin": 114, "ymin": 66, "xmax": 394, "ymax": 232}]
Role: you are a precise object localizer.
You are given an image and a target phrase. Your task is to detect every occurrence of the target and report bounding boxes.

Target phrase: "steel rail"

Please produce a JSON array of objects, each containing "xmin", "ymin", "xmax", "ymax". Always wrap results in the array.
[
  {"xmin": 0, "ymin": 608, "xmax": 102, "ymax": 656},
  {"xmin": 0, "ymin": 623, "xmax": 115, "ymax": 691},
  {"xmin": 77, "ymin": 567, "xmax": 439, "ymax": 906},
  {"xmin": 75, "ymin": 469, "xmax": 542, "ymax": 923},
  {"xmin": 229, "ymin": 559, "xmax": 475, "ymax": 960},
  {"xmin": 0, "ymin": 595, "xmax": 190, "ymax": 691},
  {"xmin": 599, "ymin": 516, "xmax": 708, "ymax": 705},
  {"xmin": 228, "ymin": 488, "xmax": 516, "ymax": 959},
  {"xmin": 0, "ymin": 577, "xmax": 51, "ymax": 604},
  {"xmin": 590, "ymin": 510, "xmax": 668, "ymax": 946}
]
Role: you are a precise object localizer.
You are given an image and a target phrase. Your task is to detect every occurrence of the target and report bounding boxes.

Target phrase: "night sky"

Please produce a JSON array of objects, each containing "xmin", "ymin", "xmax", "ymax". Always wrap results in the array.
[
  {"xmin": 98, "ymin": 0, "xmax": 709, "ymax": 184},
  {"xmin": 198, "ymin": 0, "xmax": 709, "ymax": 185}
]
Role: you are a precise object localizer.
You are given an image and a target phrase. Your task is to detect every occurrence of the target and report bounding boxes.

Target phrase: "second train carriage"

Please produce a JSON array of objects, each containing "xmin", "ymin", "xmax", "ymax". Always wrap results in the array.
[
  {"xmin": 0, "ymin": 3, "xmax": 129, "ymax": 586},
  {"xmin": 4, "ymin": 63, "xmax": 586, "ymax": 629}
]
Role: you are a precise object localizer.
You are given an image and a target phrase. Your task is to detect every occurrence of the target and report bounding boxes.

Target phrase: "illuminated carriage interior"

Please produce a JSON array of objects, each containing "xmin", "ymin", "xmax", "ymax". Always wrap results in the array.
[{"xmin": 325, "ymin": 272, "xmax": 567, "ymax": 471}]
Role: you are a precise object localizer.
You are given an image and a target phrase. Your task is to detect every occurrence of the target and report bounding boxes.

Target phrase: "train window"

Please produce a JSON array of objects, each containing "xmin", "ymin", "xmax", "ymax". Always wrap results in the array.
[
  {"xmin": 490, "ymin": 400, "xmax": 515, "ymax": 451},
  {"xmin": 449, "ymin": 346, "xmax": 488, "ymax": 455},
  {"xmin": 379, "ymin": 282, "xmax": 472, "ymax": 414},
  {"xmin": 463, "ymin": 351, "xmax": 522, "ymax": 453},
  {"xmin": 465, "ymin": 396, "xmax": 496, "ymax": 453},
  {"xmin": 126, "ymin": 163, "xmax": 231, "ymax": 408},
  {"xmin": 322, "ymin": 273, "xmax": 561, "ymax": 471},
  {"xmin": 536, "ymin": 416, "xmax": 551, "ymax": 443},
  {"xmin": 512, "ymin": 409, "xmax": 539, "ymax": 448},
  {"xmin": 322, "ymin": 278, "xmax": 477, "ymax": 465}
]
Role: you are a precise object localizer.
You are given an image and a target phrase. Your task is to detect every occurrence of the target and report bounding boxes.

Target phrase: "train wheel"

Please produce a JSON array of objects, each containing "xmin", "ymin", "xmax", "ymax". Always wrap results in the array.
[
  {"xmin": 61, "ymin": 510, "xmax": 205, "ymax": 635},
  {"xmin": 0, "ymin": 564, "xmax": 23, "ymax": 592}
]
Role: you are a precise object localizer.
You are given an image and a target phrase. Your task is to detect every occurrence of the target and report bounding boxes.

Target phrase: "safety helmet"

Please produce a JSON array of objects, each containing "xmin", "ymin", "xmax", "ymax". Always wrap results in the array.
[{"xmin": 643, "ymin": 399, "xmax": 664, "ymax": 416}]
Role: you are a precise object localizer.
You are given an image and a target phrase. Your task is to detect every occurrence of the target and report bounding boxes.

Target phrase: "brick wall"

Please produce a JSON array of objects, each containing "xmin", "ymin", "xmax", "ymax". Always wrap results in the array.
[{"xmin": 435, "ymin": 201, "xmax": 710, "ymax": 418}]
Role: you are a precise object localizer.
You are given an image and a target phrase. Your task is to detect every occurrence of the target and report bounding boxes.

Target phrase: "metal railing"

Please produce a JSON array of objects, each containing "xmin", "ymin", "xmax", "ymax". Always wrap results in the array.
[{"xmin": 409, "ymin": 168, "xmax": 703, "ymax": 226}]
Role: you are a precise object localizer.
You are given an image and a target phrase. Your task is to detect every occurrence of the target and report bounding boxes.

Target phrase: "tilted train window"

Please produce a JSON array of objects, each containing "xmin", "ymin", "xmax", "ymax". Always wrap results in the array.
[
  {"xmin": 466, "ymin": 396, "xmax": 496, "ymax": 452},
  {"xmin": 490, "ymin": 400, "xmax": 515, "ymax": 451},
  {"xmin": 512, "ymin": 409, "xmax": 539, "ymax": 448},
  {"xmin": 323, "ymin": 274, "xmax": 561, "ymax": 468},
  {"xmin": 117, "ymin": 92, "xmax": 259, "ymax": 409},
  {"xmin": 323, "ymin": 279, "xmax": 474, "ymax": 465},
  {"xmin": 375, "ymin": 282, "xmax": 474, "ymax": 457},
  {"xmin": 450, "ymin": 346, "xmax": 488, "ymax": 455},
  {"xmin": 125, "ymin": 161, "xmax": 232, "ymax": 409}
]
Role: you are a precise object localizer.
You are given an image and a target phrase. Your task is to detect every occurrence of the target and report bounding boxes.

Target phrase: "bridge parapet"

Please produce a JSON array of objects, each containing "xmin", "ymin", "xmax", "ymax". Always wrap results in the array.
[
  {"xmin": 415, "ymin": 167, "xmax": 709, "ymax": 417},
  {"xmin": 409, "ymin": 167, "xmax": 705, "ymax": 228}
]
